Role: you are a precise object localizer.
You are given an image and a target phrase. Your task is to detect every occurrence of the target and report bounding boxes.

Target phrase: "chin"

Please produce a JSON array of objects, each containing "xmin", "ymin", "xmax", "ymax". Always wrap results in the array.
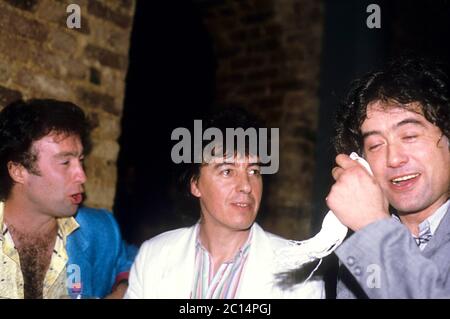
[
  {"xmin": 57, "ymin": 206, "xmax": 78, "ymax": 217},
  {"xmin": 232, "ymin": 220, "xmax": 255, "ymax": 231},
  {"xmin": 392, "ymin": 199, "xmax": 428, "ymax": 215}
]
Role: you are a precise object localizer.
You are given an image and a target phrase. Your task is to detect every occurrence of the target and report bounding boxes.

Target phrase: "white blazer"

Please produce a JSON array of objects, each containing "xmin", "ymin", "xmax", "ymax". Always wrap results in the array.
[{"xmin": 125, "ymin": 223, "xmax": 325, "ymax": 299}]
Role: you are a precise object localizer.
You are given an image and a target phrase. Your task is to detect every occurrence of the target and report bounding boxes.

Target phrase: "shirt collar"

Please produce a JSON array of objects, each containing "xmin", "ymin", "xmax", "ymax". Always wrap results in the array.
[
  {"xmin": 195, "ymin": 223, "xmax": 254, "ymax": 263},
  {"xmin": 392, "ymin": 199, "xmax": 450, "ymax": 236},
  {"xmin": 0, "ymin": 201, "xmax": 79, "ymax": 242},
  {"xmin": 56, "ymin": 216, "xmax": 79, "ymax": 243},
  {"xmin": 427, "ymin": 199, "xmax": 450, "ymax": 235}
]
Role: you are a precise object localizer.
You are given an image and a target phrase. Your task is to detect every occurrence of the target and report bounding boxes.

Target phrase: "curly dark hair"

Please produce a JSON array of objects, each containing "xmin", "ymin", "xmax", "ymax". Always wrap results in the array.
[
  {"xmin": 334, "ymin": 55, "xmax": 450, "ymax": 155},
  {"xmin": 0, "ymin": 99, "xmax": 92, "ymax": 201}
]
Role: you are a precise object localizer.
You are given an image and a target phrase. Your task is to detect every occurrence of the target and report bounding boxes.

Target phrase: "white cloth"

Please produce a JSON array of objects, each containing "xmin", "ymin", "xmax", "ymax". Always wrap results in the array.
[
  {"xmin": 124, "ymin": 223, "xmax": 325, "ymax": 299},
  {"xmin": 275, "ymin": 153, "xmax": 371, "ymax": 272}
]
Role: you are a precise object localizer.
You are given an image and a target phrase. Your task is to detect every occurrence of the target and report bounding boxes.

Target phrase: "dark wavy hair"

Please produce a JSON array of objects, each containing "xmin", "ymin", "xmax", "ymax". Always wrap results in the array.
[
  {"xmin": 177, "ymin": 106, "xmax": 262, "ymax": 198},
  {"xmin": 334, "ymin": 55, "xmax": 450, "ymax": 155},
  {"xmin": 0, "ymin": 99, "xmax": 92, "ymax": 201}
]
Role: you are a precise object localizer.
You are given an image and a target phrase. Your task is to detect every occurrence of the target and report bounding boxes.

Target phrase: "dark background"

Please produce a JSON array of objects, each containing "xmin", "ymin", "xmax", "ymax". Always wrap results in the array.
[{"xmin": 114, "ymin": 0, "xmax": 450, "ymax": 247}]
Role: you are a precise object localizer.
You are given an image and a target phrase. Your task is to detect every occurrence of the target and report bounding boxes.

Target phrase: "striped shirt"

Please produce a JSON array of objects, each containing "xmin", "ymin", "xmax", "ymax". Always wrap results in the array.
[
  {"xmin": 392, "ymin": 199, "xmax": 449, "ymax": 250},
  {"xmin": 191, "ymin": 229, "xmax": 252, "ymax": 299}
]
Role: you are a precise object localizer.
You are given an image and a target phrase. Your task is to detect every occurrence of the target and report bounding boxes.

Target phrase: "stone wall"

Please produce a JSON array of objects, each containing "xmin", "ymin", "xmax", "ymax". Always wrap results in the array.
[
  {"xmin": 0, "ymin": 0, "xmax": 324, "ymax": 238},
  {"xmin": 197, "ymin": 0, "xmax": 324, "ymax": 238},
  {"xmin": 0, "ymin": 0, "xmax": 135, "ymax": 210}
]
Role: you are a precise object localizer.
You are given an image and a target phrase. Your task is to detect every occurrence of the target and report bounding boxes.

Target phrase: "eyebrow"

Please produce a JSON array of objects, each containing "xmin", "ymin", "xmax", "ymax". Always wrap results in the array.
[
  {"xmin": 362, "ymin": 118, "xmax": 427, "ymax": 140},
  {"xmin": 212, "ymin": 162, "xmax": 262, "ymax": 169},
  {"xmin": 54, "ymin": 152, "xmax": 83, "ymax": 158}
]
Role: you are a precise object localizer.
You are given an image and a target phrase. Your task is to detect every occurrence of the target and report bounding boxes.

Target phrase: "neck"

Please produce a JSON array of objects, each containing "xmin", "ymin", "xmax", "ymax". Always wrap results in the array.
[
  {"xmin": 3, "ymin": 194, "xmax": 58, "ymax": 236},
  {"xmin": 399, "ymin": 196, "xmax": 448, "ymax": 236},
  {"xmin": 199, "ymin": 223, "xmax": 251, "ymax": 267}
]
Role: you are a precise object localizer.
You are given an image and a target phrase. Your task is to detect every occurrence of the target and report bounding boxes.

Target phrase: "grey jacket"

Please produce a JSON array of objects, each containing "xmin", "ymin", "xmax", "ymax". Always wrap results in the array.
[{"xmin": 335, "ymin": 205, "xmax": 450, "ymax": 298}]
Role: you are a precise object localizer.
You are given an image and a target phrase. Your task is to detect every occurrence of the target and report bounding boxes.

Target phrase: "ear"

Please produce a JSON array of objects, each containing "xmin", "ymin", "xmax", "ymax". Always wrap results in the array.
[
  {"xmin": 190, "ymin": 177, "xmax": 201, "ymax": 198},
  {"xmin": 7, "ymin": 161, "xmax": 27, "ymax": 184},
  {"xmin": 443, "ymin": 135, "xmax": 450, "ymax": 150}
]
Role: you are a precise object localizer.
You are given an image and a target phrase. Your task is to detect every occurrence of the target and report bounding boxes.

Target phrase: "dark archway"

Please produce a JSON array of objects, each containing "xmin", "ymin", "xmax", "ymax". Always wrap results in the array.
[{"xmin": 114, "ymin": 0, "xmax": 215, "ymax": 245}]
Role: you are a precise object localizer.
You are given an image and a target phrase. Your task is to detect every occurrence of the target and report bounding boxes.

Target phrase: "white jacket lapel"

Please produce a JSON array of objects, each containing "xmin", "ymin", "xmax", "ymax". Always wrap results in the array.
[
  {"xmin": 238, "ymin": 223, "xmax": 280, "ymax": 298},
  {"xmin": 160, "ymin": 225, "xmax": 198, "ymax": 298}
]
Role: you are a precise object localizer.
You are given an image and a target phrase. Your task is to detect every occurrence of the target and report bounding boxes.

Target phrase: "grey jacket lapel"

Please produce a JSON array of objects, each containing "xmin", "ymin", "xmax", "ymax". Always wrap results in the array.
[{"xmin": 423, "ymin": 204, "xmax": 450, "ymax": 257}]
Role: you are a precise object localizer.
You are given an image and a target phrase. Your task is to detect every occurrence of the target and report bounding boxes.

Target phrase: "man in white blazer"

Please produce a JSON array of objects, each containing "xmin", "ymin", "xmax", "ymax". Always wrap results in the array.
[{"xmin": 125, "ymin": 108, "xmax": 325, "ymax": 299}]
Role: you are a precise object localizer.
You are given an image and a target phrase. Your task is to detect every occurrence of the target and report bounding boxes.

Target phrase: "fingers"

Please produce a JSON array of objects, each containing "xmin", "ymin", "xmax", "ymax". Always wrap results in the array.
[
  {"xmin": 332, "ymin": 153, "xmax": 371, "ymax": 181},
  {"xmin": 335, "ymin": 154, "xmax": 356, "ymax": 169},
  {"xmin": 331, "ymin": 166, "xmax": 343, "ymax": 180},
  {"xmin": 332, "ymin": 154, "xmax": 357, "ymax": 181}
]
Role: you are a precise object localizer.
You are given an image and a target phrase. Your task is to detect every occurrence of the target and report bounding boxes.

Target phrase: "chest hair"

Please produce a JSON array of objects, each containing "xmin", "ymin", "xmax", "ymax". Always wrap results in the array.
[{"xmin": 8, "ymin": 226, "xmax": 56, "ymax": 299}]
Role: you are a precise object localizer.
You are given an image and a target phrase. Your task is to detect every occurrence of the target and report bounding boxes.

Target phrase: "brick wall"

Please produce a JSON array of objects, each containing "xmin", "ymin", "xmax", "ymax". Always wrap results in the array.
[
  {"xmin": 0, "ymin": 0, "xmax": 136, "ymax": 210},
  {"xmin": 197, "ymin": 0, "xmax": 324, "ymax": 238}
]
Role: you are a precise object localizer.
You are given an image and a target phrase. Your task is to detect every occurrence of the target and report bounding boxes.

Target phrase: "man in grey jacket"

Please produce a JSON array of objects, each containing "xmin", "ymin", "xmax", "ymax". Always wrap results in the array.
[{"xmin": 327, "ymin": 56, "xmax": 450, "ymax": 298}]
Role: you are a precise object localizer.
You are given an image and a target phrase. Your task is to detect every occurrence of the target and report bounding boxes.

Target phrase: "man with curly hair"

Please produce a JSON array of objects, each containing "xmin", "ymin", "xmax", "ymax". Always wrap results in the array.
[
  {"xmin": 327, "ymin": 56, "xmax": 450, "ymax": 298},
  {"xmin": 0, "ymin": 99, "xmax": 136, "ymax": 299}
]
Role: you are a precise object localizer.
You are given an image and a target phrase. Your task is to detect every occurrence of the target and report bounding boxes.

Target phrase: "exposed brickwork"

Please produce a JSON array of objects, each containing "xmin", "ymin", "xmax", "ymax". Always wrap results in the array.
[
  {"xmin": 88, "ymin": 0, "xmax": 132, "ymax": 29},
  {"xmin": 36, "ymin": 0, "xmax": 91, "ymax": 34},
  {"xmin": 0, "ymin": 0, "xmax": 136, "ymax": 210},
  {"xmin": 85, "ymin": 44, "xmax": 128, "ymax": 70},
  {"xmin": 48, "ymin": 28, "xmax": 78, "ymax": 54},
  {"xmin": 197, "ymin": 0, "xmax": 324, "ymax": 239},
  {"xmin": 0, "ymin": 85, "xmax": 22, "ymax": 106},
  {"xmin": 0, "ymin": 61, "xmax": 12, "ymax": 83},
  {"xmin": 0, "ymin": 4, "xmax": 48, "ymax": 41},
  {"xmin": 5, "ymin": 0, "xmax": 38, "ymax": 12},
  {"xmin": 77, "ymin": 87, "xmax": 119, "ymax": 116}
]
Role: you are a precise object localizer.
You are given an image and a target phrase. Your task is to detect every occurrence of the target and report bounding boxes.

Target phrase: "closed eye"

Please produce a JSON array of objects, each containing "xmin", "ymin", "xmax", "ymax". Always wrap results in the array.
[
  {"xmin": 403, "ymin": 135, "xmax": 418, "ymax": 141},
  {"xmin": 368, "ymin": 144, "xmax": 382, "ymax": 151}
]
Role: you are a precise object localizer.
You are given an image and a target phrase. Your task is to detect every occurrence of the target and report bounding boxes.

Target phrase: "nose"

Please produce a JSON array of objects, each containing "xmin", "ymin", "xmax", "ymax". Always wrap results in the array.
[
  {"xmin": 237, "ymin": 172, "xmax": 252, "ymax": 194},
  {"xmin": 74, "ymin": 161, "xmax": 87, "ymax": 184},
  {"xmin": 386, "ymin": 142, "xmax": 408, "ymax": 168}
]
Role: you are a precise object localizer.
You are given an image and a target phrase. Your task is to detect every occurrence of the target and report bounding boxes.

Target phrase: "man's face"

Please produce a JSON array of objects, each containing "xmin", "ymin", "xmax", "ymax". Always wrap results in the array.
[
  {"xmin": 190, "ymin": 155, "xmax": 262, "ymax": 233},
  {"xmin": 20, "ymin": 133, "xmax": 86, "ymax": 218},
  {"xmin": 361, "ymin": 101, "xmax": 450, "ymax": 216}
]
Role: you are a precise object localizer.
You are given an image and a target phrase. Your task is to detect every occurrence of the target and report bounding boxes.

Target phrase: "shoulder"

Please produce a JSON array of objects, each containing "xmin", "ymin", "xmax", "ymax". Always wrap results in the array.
[
  {"xmin": 132, "ymin": 226, "xmax": 194, "ymax": 273},
  {"xmin": 252, "ymin": 223, "xmax": 291, "ymax": 250},
  {"xmin": 75, "ymin": 206, "xmax": 118, "ymax": 227},
  {"xmin": 139, "ymin": 226, "xmax": 194, "ymax": 253},
  {"xmin": 73, "ymin": 206, "xmax": 121, "ymax": 240},
  {"xmin": 265, "ymin": 231, "xmax": 289, "ymax": 245}
]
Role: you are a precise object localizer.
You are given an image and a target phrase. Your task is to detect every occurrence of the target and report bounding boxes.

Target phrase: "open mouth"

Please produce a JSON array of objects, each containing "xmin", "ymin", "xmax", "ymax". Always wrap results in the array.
[
  {"xmin": 390, "ymin": 173, "xmax": 420, "ymax": 186},
  {"xmin": 231, "ymin": 202, "xmax": 253, "ymax": 209},
  {"xmin": 70, "ymin": 193, "xmax": 84, "ymax": 205}
]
